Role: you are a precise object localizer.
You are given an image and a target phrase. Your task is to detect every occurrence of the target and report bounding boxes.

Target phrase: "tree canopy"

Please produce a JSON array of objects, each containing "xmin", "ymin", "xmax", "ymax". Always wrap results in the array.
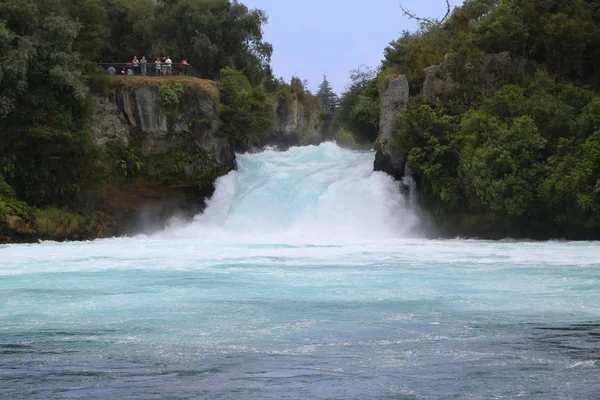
[
  {"xmin": 335, "ymin": 0, "xmax": 600, "ymax": 238},
  {"xmin": 332, "ymin": 66, "xmax": 380, "ymax": 144},
  {"xmin": 0, "ymin": 0, "xmax": 310, "ymax": 232},
  {"xmin": 316, "ymin": 75, "xmax": 338, "ymax": 113},
  {"xmin": 388, "ymin": 0, "xmax": 600, "ymax": 238},
  {"xmin": 2, "ymin": 0, "xmax": 275, "ymax": 84}
]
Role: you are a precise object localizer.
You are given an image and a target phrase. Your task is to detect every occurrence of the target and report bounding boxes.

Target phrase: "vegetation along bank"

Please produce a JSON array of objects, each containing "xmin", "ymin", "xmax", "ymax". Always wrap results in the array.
[
  {"xmin": 333, "ymin": 0, "xmax": 600, "ymax": 240},
  {"xmin": 0, "ymin": 0, "xmax": 326, "ymax": 242},
  {"xmin": 2, "ymin": 0, "xmax": 599, "ymax": 241}
]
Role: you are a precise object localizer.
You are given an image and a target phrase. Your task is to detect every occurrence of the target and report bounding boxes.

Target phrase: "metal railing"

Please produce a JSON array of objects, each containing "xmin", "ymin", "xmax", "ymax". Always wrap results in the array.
[{"xmin": 97, "ymin": 63, "xmax": 202, "ymax": 78}]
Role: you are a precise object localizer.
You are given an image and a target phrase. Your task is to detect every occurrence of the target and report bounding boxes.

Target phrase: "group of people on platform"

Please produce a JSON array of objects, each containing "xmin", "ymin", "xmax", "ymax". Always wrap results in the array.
[{"xmin": 107, "ymin": 56, "xmax": 190, "ymax": 77}]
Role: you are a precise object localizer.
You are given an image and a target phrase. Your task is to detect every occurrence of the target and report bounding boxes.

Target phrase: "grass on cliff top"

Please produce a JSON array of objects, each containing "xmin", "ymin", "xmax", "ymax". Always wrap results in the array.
[{"xmin": 109, "ymin": 76, "xmax": 218, "ymax": 102}]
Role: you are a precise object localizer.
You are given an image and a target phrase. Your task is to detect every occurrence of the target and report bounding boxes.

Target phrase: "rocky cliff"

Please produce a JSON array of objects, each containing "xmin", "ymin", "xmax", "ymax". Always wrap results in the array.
[
  {"xmin": 92, "ymin": 77, "xmax": 236, "ymax": 235},
  {"xmin": 373, "ymin": 75, "xmax": 410, "ymax": 179},
  {"xmin": 422, "ymin": 52, "xmax": 526, "ymax": 103},
  {"xmin": 261, "ymin": 93, "xmax": 323, "ymax": 149},
  {"xmin": 1, "ymin": 77, "xmax": 327, "ymax": 242},
  {"xmin": 91, "ymin": 77, "xmax": 325, "ymax": 235},
  {"xmin": 374, "ymin": 52, "xmax": 526, "ymax": 180}
]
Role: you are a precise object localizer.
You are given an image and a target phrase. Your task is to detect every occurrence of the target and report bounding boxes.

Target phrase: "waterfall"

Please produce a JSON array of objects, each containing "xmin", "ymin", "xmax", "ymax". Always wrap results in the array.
[
  {"xmin": 162, "ymin": 143, "xmax": 421, "ymax": 242},
  {"xmin": 401, "ymin": 163, "xmax": 419, "ymax": 209}
]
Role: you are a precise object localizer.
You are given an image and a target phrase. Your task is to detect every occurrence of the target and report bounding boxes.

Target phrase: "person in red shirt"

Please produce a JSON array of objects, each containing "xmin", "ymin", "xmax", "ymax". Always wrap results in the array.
[{"xmin": 179, "ymin": 59, "xmax": 185, "ymax": 76}]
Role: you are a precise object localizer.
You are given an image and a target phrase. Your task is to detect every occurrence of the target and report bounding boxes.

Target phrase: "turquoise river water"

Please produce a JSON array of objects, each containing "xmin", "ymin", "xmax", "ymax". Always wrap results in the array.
[{"xmin": 1, "ymin": 143, "xmax": 599, "ymax": 399}]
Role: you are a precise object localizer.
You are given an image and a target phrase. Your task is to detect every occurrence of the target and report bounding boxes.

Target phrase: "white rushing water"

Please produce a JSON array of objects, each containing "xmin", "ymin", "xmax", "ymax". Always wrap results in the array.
[
  {"xmin": 162, "ymin": 142, "xmax": 420, "ymax": 243},
  {"xmin": 1, "ymin": 143, "xmax": 599, "ymax": 399}
]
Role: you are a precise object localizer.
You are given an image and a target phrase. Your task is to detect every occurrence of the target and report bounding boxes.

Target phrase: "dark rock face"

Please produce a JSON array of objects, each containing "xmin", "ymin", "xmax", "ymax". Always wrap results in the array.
[
  {"xmin": 422, "ymin": 53, "xmax": 455, "ymax": 104},
  {"xmin": 91, "ymin": 83, "xmax": 236, "ymax": 235},
  {"xmin": 98, "ymin": 180, "xmax": 210, "ymax": 238},
  {"xmin": 374, "ymin": 75, "xmax": 410, "ymax": 179},
  {"xmin": 373, "ymin": 150, "xmax": 405, "ymax": 180},
  {"xmin": 255, "ymin": 131, "xmax": 301, "ymax": 151}
]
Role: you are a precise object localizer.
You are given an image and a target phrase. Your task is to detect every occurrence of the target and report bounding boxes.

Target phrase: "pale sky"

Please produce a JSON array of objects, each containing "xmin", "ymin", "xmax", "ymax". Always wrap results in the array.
[{"xmin": 242, "ymin": 0, "xmax": 464, "ymax": 95}]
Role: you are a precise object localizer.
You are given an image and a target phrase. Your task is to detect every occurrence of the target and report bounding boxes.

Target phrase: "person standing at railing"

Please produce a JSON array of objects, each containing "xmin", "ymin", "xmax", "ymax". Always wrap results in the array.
[
  {"xmin": 141, "ymin": 57, "xmax": 147, "ymax": 76},
  {"xmin": 165, "ymin": 56, "xmax": 172, "ymax": 76},
  {"xmin": 155, "ymin": 58, "xmax": 161, "ymax": 76},
  {"xmin": 107, "ymin": 65, "xmax": 115, "ymax": 76},
  {"xmin": 179, "ymin": 59, "xmax": 184, "ymax": 76},
  {"xmin": 183, "ymin": 58, "xmax": 189, "ymax": 76},
  {"xmin": 132, "ymin": 56, "xmax": 139, "ymax": 75}
]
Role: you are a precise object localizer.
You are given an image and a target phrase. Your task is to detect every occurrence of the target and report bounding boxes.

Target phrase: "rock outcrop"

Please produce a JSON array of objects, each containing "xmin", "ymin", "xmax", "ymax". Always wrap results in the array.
[
  {"xmin": 93, "ymin": 80, "xmax": 235, "ymax": 171},
  {"xmin": 374, "ymin": 74, "xmax": 410, "ymax": 179},
  {"xmin": 91, "ymin": 78, "xmax": 236, "ymax": 235},
  {"xmin": 422, "ymin": 53, "xmax": 455, "ymax": 104},
  {"xmin": 422, "ymin": 52, "xmax": 527, "ymax": 104},
  {"xmin": 375, "ymin": 52, "xmax": 529, "ymax": 181},
  {"xmin": 261, "ymin": 95, "xmax": 323, "ymax": 149}
]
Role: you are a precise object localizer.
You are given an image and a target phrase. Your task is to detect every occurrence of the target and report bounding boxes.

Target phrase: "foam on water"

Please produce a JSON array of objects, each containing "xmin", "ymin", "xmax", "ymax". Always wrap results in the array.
[
  {"xmin": 162, "ymin": 142, "xmax": 420, "ymax": 243},
  {"xmin": 1, "ymin": 143, "xmax": 600, "ymax": 399}
]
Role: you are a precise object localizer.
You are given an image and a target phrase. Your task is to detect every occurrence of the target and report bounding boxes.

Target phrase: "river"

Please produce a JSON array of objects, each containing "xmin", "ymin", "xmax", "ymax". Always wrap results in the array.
[{"xmin": 1, "ymin": 143, "xmax": 599, "ymax": 399}]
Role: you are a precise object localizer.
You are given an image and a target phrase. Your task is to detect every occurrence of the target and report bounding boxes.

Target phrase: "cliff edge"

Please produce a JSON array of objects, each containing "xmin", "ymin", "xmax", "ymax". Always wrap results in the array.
[{"xmin": 92, "ymin": 77, "xmax": 236, "ymax": 236}]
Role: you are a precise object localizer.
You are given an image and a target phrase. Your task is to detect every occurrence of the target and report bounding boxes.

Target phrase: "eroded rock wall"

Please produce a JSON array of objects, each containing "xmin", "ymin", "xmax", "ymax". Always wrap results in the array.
[
  {"xmin": 93, "ymin": 84, "xmax": 234, "ymax": 170},
  {"xmin": 262, "ymin": 95, "xmax": 323, "ymax": 149},
  {"xmin": 375, "ymin": 52, "xmax": 528, "ymax": 181},
  {"xmin": 91, "ymin": 81, "xmax": 235, "ymax": 235},
  {"xmin": 374, "ymin": 75, "xmax": 410, "ymax": 179}
]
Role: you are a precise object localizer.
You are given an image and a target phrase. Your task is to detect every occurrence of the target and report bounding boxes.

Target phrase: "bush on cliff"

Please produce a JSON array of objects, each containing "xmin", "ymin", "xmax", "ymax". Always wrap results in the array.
[
  {"xmin": 158, "ymin": 83, "xmax": 184, "ymax": 111},
  {"xmin": 217, "ymin": 67, "xmax": 275, "ymax": 148},
  {"xmin": 0, "ymin": 176, "xmax": 93, "ymax": 240},
  {"xmin": 35, "ymin": 207, "xmax": 96, "ymax": 239},
  {"xmin": 0, "ymin": 178, "xmax": 31, "ymax": 223}
]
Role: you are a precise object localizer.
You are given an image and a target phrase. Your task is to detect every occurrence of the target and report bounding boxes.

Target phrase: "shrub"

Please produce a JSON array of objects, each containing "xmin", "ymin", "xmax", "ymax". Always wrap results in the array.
[
  {"xmin": 217, "ymin": 67, "xmax": 275, "ymax": 146},
  {"xmin": 158, "ymin": 83, "xmax": 184, "ymax": 110},
  {"xmin": 35, "ymin": 207, "xmax": 95, "ymax": 238}
]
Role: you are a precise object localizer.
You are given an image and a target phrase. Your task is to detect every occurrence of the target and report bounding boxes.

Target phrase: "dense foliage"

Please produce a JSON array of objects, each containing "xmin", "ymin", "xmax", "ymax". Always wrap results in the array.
[
  {"xmin": 0, "ymin": 0, "xmax": 102, "ymax": 208},
  {"xmin": 0, "ymin": 0, "xmax": 315, "ymax": 241},
  {"xmin": 218, "ymin": 67, "xmax": 275, "ymax": 149},
  {"xmin": 332, "ymin": 66, "xmax": 382, "ymax": 144},
  {"xmin": 381, "ymin": 0, "xmax": 600, "ymax": 238},
  {"xmin": 67, "ymin": 0, "xmax": 273, "ymax": 84},
  {"xmin": 384, "ymin": 0, "xmax": 600, "ymax": 90}
]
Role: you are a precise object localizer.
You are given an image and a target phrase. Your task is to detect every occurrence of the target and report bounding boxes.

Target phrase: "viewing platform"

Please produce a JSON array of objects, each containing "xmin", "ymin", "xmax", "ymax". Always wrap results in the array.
[{"xmin": 98, "ymin": 63, "xmax": 201, "ymax": 79}]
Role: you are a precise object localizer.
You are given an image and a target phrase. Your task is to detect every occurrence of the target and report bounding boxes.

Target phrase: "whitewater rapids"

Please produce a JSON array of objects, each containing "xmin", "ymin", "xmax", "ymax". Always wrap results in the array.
[
  {"xmin": 162, "ymin": 142, "xmax": 420, "ymax": 243},
  {"xmin": 1, "ymin": 143, "xmax": 599, "ymax": 399}
]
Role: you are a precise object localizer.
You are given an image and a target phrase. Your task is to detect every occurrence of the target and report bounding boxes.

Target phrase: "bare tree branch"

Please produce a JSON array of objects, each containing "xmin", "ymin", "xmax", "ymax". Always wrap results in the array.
[{"xmin": 399, "ymin": 0, "xmax": 452, "ymax": 27}]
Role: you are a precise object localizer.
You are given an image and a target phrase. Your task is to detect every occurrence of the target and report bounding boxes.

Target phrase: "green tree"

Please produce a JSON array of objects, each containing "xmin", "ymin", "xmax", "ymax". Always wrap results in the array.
[
  {"xmin": 397, "ymin": 103, "xmax": 461, "ymax": 212},
  {"xmin": 152, "ymin": 0, "xmax": 272, "ymax": 84},
  {"xmin": 333, "ymin": 66, "xmax": 380, "ymax": 144},
  {"xmin": 0, "ymin": 0, "xmax": 100, "ymax": 206},
  {"xmin": 217, "ymin": 66, "xmax": 275, "ymax": 148},
  {"xmin": 68, "ymin": 0, "xmax": 109, "ymax": 61},
  {"xmin": 460, "ymin": 116, "xmax": 546, "ymax": 216},
  {"xmin": 316, "ymin": 75, "xmax": 338, "ymax": 113}
]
